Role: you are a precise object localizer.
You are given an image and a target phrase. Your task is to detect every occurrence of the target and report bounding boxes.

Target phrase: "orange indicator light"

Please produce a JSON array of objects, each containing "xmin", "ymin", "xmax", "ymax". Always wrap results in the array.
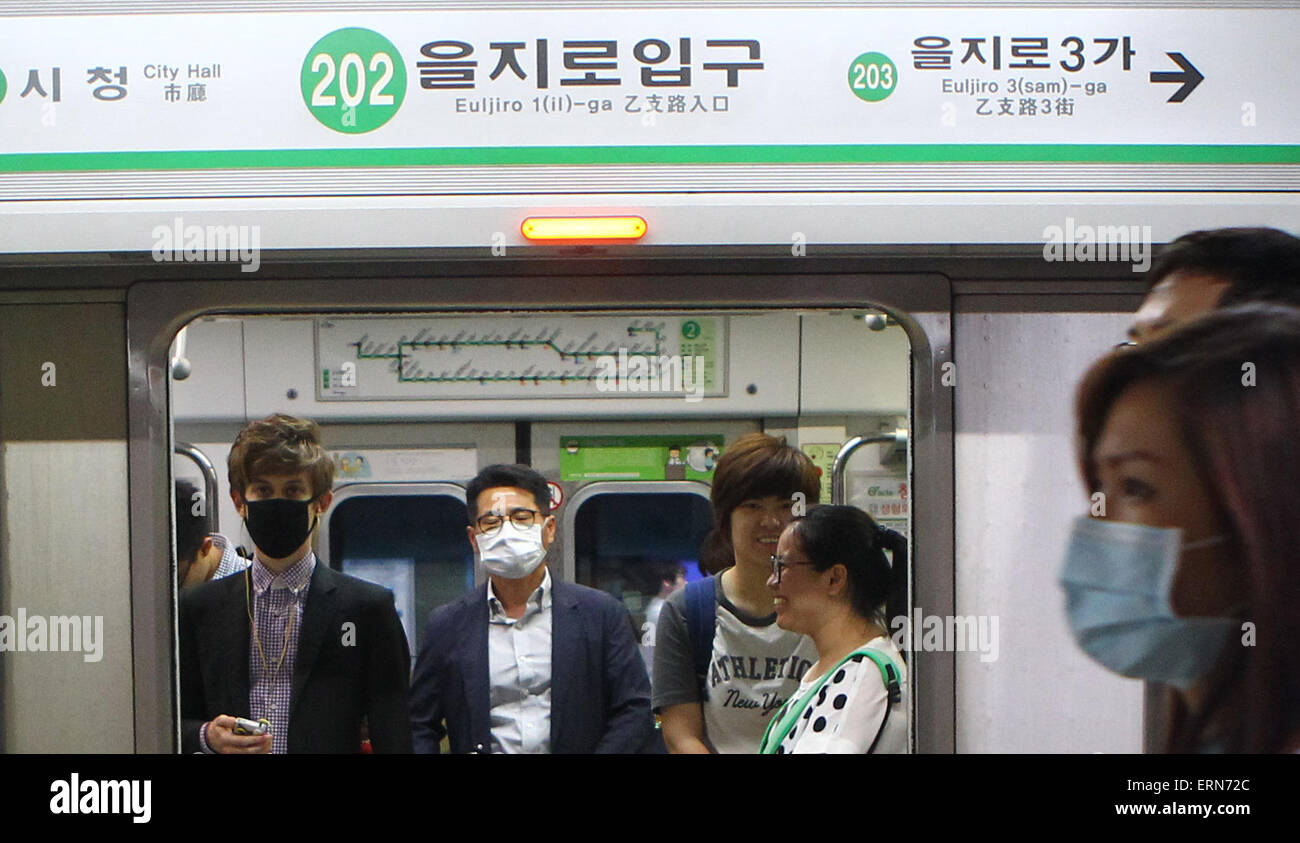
[{"xmin": 520, "ymin": 216, "xmax": 648, "ymax": 241}]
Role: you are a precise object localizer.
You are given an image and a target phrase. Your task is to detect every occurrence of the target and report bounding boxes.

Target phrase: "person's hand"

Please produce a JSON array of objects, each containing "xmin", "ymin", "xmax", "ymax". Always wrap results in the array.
[{"xmin": 206, "ymin": 715, "xmax": 272, "ymax": 754}]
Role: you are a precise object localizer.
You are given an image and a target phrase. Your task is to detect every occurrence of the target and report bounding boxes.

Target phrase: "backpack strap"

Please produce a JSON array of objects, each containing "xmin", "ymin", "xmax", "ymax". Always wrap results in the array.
[
  {"xmin": 856, "ymin": 649, "xmax": 903, "ymax": 706},
  {"xmin": 759, "ymin": 645, "xmax": 902, "ymax": 754},
  {"xmin": 857, "ymin": 649, "xmax": 902, "ymax": 753},
  {"xmin": 683, "ymin": 576, "xmax": 716, "ymax": 701}
]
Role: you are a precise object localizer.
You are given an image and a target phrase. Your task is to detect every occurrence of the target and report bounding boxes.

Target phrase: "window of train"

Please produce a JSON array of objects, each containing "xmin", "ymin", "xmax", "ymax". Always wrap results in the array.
[
  {"xmin": 324, "ymin": 488, "xmax": 474, "ymax": 656},
  {"xmin": 568, "ymin": 487, "xmax": 714, "ymax": 678}
]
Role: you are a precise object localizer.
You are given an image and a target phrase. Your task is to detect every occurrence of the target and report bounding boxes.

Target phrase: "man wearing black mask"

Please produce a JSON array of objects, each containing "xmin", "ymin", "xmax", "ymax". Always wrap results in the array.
[{"xmin": 178, "ymin": 413, "xmax": 412, "ymax": 753}]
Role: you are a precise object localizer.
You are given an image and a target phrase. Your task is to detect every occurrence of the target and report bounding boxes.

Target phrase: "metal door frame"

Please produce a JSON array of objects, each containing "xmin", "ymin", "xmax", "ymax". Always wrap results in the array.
[{"xmin": 126, "ymin": 268, "xmax": 954, "ymax": 753}]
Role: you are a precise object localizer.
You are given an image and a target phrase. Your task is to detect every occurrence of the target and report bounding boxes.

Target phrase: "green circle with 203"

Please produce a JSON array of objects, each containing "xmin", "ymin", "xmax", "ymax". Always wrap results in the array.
[
  {"xmin": 301, "ymin": 28, "xmax": 407, "ymax": 133},
  {"xmin": 0, "ymin": 68, "xmax": 7, "ymax": 105},
  {"xmin": 848, "ymin": 52, "xmax": 897, "ymax": 102}
]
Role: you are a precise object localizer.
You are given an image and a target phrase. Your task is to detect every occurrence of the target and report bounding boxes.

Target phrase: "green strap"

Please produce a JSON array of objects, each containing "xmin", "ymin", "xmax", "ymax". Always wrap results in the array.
[{"xmin": 758, "ymin": 646, "xmax": 900, "ymax": 754}]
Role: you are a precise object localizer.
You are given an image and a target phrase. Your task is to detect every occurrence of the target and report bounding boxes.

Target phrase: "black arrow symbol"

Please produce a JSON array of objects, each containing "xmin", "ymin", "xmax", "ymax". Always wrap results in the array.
[{"xmin": 1149, "ymin": 52, "xmax": 1203, "ymax": 103}]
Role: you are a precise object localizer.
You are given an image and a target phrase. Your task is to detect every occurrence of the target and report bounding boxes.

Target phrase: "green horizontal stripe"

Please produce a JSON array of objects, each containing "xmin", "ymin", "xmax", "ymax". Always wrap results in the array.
[{"xmin": 2, "ymin": 144, "xmax": 1299, "ymax": 172}]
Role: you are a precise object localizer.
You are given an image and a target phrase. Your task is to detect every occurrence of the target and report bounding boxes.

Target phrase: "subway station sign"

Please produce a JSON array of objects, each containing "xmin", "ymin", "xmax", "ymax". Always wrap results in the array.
[{"xmin": 1, "ymin": 6, "xmax": 1297, "ymax": 170}]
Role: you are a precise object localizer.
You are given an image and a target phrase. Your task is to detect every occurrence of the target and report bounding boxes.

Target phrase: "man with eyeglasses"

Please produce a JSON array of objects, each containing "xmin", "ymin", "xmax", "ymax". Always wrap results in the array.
[
  {"xmin": 409, "ymin": 464, "xmax": 656, "ymax": 753},
  {"xmin": 1124, "ymin": 227, "xmax": 1300, "ymax": 346}
]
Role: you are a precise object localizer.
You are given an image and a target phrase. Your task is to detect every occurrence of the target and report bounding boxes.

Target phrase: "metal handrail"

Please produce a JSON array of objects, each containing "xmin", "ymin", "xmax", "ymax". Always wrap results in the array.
[
  {"xmin": 174, "ymin": 441, "xmax": 219, "ymax": 534},
  {"xmin": 830, "ymin": 429, "xmax": 908, "ymax": 505}
]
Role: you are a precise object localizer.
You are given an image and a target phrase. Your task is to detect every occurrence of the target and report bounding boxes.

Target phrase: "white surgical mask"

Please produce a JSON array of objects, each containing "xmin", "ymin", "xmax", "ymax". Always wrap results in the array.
[{"xmin": 476, "ymin": 521, "xmax": 548, "ymax": 579}]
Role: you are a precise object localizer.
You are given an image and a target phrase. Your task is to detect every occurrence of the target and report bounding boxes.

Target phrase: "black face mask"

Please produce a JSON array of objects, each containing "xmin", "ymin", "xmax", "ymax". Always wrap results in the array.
[{"xmin": 244, "ymin": 498, "xmax": 317, "ymax": 560}]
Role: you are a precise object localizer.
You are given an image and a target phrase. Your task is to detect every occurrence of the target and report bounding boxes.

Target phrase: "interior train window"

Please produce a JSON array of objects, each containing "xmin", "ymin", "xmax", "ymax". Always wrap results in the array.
[
  {"xmin": 322, "ymin": 484, "xmax": 474, "ymax": 656},
  {"xmin": 564, "ymin": 484, "xmax": 713, "ymax": 673},
  {"xmin": 169, "ymin": 307, "xmax": 914, "ymax": 749}
]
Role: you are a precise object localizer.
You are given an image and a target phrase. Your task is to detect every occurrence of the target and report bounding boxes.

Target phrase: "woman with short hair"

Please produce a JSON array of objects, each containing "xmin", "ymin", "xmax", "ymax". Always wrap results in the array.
[{"xmin": 653, "ymin": 433, "xmax": 821, "ymax": 753}]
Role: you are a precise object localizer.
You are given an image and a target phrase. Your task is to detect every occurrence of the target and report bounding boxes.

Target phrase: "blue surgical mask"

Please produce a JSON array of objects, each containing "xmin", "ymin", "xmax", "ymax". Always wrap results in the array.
[{"xmin": 1060, "ymin": 515, "xmax": 1238, "ymax": 688}]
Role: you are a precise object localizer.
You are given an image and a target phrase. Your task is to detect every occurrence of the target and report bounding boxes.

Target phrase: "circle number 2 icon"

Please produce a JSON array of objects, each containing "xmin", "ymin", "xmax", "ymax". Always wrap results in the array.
[
  {"xmin": 302, "ymin": 28, "xmax": 407, "ymax": 133},
  {"xmin": 848, "ymin": 52, "xmax": 897, "ymax": 103}
]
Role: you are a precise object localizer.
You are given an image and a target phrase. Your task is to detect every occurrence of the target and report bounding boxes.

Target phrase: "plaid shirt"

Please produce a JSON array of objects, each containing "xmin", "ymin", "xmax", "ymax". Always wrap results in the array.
[
  {"xmin": 210, "ymin": 533, "xmax": 250, "ymax": 580},
  {"xmin": 247, "ymin": 552, "xmax": 314, "ymax": 753}
]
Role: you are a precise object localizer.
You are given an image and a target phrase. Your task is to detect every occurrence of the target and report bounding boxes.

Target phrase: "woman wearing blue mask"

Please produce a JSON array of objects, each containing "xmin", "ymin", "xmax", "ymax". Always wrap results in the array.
[{"xmin": 1064, "ymin": 303, "xmax": 1300, "ymax": 753}]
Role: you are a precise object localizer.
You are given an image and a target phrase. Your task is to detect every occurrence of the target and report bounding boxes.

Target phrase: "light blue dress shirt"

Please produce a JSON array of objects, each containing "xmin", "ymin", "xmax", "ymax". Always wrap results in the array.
[{"xmin": 486, "ymin": 567, "xmax": 554, "ymax": 754}]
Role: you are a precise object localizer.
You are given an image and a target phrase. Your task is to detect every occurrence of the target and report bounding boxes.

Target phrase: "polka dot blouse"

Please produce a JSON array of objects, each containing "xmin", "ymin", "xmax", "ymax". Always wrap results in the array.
[{"xmin": 775, "ymin": 638, "xmax": 908, "ymax": 754}]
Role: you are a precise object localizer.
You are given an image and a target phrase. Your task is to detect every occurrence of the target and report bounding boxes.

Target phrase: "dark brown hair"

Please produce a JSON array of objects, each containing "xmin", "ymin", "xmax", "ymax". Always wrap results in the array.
[
  {"xmin": 227, "ymin": 413, "xmax": 334, "ymax": 500},
  {"xmin": 465, "ymin": 463, "xmax": 551, "ymax": 521},
  {"xmin": 1148, "ymin": 227, "xmax": 1300, "ymax": 306},
  {"xmin": 790, "ymin": 505, "xmax": 906, "ymax": 624},
  {"xmin": 174, "ymin": 479, "xmax": 207, "ymax": 580},
  {"xmin": 1075, "ymin": 303, "xmax": 1300, "ymax": 752},
  {"xmin": 699, "ymin": 433, "xmax": 821, "ymax": 574}
]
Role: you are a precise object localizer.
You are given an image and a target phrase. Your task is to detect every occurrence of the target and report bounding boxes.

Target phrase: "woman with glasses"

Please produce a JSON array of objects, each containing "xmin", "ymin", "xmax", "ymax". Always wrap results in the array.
[
  {"xmin": 1065, "ymin": 303, "xmax": 1300, "ymax": 752},
  {"xmin": 760, "ymin": 505, "xmax": 908, "ymax": 754},
  {"xmin": 653, "ymin": 433, "xmax": 821, "ymax": 753}
]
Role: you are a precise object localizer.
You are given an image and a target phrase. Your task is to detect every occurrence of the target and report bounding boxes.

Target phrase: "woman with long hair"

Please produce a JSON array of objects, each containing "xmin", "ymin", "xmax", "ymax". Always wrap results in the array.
[
  {"xmin": 1065, "ymin": 303, "xmax": 1300, "ymax": 752},
  {"xmin": 653, "ymin": 433, "xmax": 821, "ymax": 753}
]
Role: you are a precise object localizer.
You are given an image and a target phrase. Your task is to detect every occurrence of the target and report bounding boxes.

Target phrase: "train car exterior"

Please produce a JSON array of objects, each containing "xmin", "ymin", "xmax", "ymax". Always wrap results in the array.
[{"xmin": 2, "ymin": 1, "xmax": 1299, "ymax": 756}]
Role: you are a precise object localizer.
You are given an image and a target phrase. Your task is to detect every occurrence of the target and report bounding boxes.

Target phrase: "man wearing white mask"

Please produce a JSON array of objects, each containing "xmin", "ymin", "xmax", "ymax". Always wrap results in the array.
[{"xmin": 409, "ymin": 464, "xmax": 656, "ymax": 753}]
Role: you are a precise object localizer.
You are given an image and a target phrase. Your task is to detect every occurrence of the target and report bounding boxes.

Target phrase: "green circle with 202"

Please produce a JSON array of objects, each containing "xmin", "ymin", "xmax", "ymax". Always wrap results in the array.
[
  {"xmin": 301, "ymin": 28, "xmax": 406, "ymax": 133},
  {"xmin": 848, "ymin": 52, "xmax": 897, "ymax": 102},
  {"xmin": 0, "ymin": 68, "xmax": 7, "ymax": 105}
]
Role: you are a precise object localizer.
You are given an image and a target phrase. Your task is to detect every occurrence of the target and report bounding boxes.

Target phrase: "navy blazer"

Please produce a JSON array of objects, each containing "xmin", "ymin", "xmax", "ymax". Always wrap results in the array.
[
  {"xmin": 179, "ymin": 562, "xmax": 413, "ymax": 754},
  {"xmin": 409, "ymin": 577, "xmax": 656, "ymax": 753}
]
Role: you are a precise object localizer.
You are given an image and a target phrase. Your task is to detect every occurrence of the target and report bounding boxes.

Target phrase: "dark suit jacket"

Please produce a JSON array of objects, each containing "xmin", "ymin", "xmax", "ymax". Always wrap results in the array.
[
  {"xmin": 409, "ymin": 578, "xmax": 656, "ymax": 753},
  {"xmin": 179, "ymin": 562, "xmax": 413, "ymax": 753}
]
